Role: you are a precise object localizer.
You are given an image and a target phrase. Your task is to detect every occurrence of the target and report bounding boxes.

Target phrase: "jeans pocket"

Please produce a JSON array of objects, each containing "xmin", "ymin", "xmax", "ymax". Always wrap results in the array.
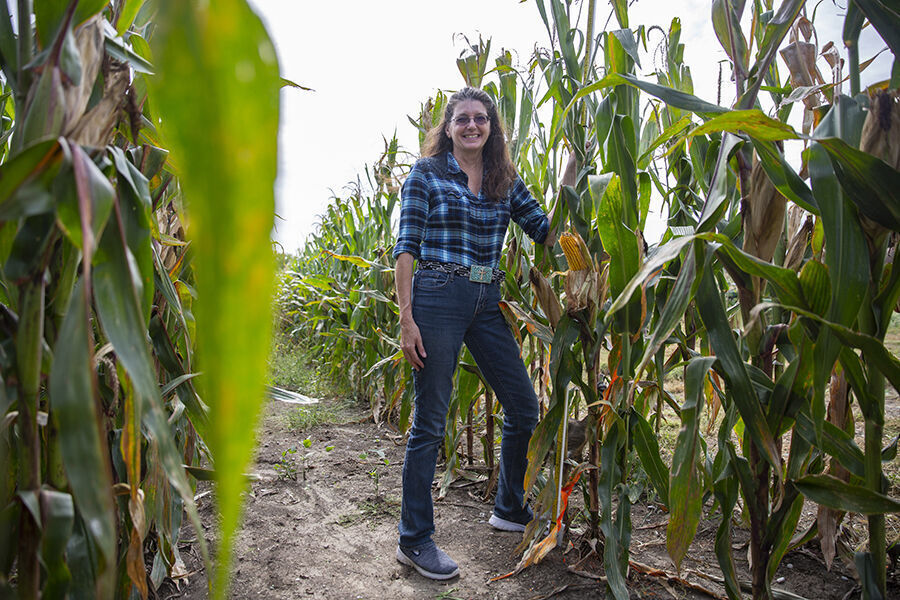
[{"xmin": 414, "ymin": 270, "xmax": 451, "ymax": 290}]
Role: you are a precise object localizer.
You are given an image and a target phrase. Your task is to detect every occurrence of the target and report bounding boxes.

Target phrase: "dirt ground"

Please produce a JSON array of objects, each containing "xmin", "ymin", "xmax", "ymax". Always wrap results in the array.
[{"xmin": 167, "ymin": 396, "xmax": 900, "ymax": 600}]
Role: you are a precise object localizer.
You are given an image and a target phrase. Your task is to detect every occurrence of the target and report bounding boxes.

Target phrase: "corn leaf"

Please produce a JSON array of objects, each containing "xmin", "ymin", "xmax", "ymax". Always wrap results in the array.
[
  {"xmin": 818, "ymin": 136, "xmax": 900, "ymax": 232},
  {"xmin": 630, "ymin": 409, "xmax": 669, "ymax": 506},
  {"xmin": 667, "ymin": 356, "xmax": 714, "ymax": 571},
  {"xmin": 695, "ymin": 246, "xmax": 782, "ymax": 474},
  {"xmin": 794, "ymin": 474, "xmax": 900, "ymax": 514},
  {"xmin": 688, "ymin": 109, "xmax": 799, "ymax": 141},
  {"xmin": 151, "ymin": 2, "xmax": 280, "ymax": 596},
  {"xmin": 49, "ymin": 280, "xmax": 116, "ymax": 598}
]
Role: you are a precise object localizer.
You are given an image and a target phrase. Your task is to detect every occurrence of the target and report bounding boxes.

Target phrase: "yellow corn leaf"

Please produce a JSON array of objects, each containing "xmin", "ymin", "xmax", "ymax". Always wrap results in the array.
[{"xmin": 321, "ymin": 249, "xmax": 374, "ymax": 268}]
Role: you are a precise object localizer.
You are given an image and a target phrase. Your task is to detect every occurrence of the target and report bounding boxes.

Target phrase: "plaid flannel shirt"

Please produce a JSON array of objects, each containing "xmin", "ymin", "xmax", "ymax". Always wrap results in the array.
[{"xmin": 392, "ymin": 152, "xmax": 549, "ymax": 268}]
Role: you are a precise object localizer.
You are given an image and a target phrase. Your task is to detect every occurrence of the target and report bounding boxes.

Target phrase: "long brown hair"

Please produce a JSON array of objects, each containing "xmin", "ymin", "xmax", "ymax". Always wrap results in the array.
[{"xmin": 421, "ymin": 87, "xmax": 517, "ymax": 200}]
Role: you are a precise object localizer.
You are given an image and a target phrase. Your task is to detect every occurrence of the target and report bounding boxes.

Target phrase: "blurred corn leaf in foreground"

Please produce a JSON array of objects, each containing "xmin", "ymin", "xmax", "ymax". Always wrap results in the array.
[{"xmin": 0, "ymin": 0, "xmax": 281, "ymax": 598}]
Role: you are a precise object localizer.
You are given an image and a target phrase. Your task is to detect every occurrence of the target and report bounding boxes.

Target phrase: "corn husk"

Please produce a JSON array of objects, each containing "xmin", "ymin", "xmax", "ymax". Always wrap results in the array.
[
  {"xmin": 559, "ymin": 232, "xmax": 602, "ymax": 319},
  {"xmin": 860, "ymin": 90, "xmax": 900, "ymax": 170},
  {"xmin": 859, "ymin": 90, "xmax": 900, "ymax": 251},
  {"xmin": 784, "ymin": 213, "xmax": 814, "ymax": 273},
  {"xmin": 528, "ymin": 267, "xmax": 562, "ymax": 329},
  {"xmin": 743, "ymin": 159, "xmax": 787, "ymax": 265}
]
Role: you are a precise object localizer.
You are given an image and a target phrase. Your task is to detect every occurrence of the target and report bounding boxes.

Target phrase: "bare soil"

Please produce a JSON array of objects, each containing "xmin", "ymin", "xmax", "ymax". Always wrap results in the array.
[{"xmin": 166, "ymin": 395, "xmax": 900, "ymax": 600}]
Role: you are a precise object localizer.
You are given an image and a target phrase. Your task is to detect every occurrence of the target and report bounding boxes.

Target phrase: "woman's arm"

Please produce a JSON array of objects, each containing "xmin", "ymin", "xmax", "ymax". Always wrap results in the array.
[{"xmin": 395, "ymin": 252, "xmax": 426, "ymax": 370}]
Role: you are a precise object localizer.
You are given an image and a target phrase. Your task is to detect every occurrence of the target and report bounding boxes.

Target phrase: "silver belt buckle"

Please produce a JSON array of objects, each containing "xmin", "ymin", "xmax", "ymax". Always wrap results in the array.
[{"xmin": 469, "ymin": 265, "xmax": 492, "ymax": 283}]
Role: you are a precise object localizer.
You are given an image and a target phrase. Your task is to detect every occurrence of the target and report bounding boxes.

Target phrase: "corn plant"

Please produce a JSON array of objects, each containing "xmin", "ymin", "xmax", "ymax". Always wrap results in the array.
[{"xmin": 1, "ymin": 1, "xmax": 280, "ymax": 598}]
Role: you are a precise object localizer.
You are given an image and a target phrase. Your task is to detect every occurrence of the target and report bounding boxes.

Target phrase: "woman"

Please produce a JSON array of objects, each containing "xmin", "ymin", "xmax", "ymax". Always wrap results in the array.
[{"xmin": 392, "ymin": 87, "xmax": 555, "ymax": 580}]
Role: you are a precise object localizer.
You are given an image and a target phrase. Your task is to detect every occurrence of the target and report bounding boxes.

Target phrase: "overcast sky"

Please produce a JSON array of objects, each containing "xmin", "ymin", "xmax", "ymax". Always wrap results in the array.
[{"xmin": 248, "ymin": 0, "xmax": 892, "ymax": 253}]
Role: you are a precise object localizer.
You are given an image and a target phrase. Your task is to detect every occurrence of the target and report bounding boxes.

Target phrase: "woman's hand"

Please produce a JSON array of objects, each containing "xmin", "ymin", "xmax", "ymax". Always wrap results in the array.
[
  {"xmin": 400, "ymin": 315, "xmax": 426, "ymax": 371},
  {"xmin": 395, "ymin": 252, "xmax": 426, "ymax": 370}
]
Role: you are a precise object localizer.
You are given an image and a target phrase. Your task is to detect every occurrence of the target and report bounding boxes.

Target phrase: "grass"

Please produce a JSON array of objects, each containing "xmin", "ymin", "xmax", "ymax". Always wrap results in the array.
[
  {"xmin": 268, "ymin": 330, "xmax": 363, "ymax": 431},
  {"xmin": 286, "ymin": 403, "xmax": 345, "ymax": 432},
  {"xmin": 268, "ymin": 330, "xmax": 350, "ymax": 399}
]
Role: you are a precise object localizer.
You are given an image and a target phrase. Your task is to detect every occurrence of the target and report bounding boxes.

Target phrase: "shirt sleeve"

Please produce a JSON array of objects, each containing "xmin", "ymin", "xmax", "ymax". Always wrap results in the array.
[
  {"xmin": 508, "ymin": 175, "xmax": 549, "ymax": 244},
  {"xmin": 392, "ymin": 162, "xmax": 430, "ymax": 260}
]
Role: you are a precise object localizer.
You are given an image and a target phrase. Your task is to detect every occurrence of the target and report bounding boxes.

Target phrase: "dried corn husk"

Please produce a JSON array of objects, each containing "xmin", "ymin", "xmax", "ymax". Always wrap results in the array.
[
  {"xmin": 858, "ymin": 90, "xmax": 900, "ymax": 252},
  {"xmin": 743, "ymin": 159, "xmax": 787, "ymax": 265},
  {"xmin": 62, "ymin": 16, "xmax": 104, "ymax": 129},
  {"xmin": 784, "ymin": 214, "xmax": 814, "ymax": 272},
  {"xmin": 529, "ymin": 267, "xmax": 562, "ymax": 329},
  {"xmin": 860, "ymin": 90, "xmax": 900, "ymax": 169}
]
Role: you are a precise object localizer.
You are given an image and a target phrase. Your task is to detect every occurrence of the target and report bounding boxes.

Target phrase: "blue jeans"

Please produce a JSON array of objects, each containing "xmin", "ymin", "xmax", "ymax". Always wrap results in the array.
[{"xmin": 398, "ymin": 269, "xmax": 539, "ymax": 548}]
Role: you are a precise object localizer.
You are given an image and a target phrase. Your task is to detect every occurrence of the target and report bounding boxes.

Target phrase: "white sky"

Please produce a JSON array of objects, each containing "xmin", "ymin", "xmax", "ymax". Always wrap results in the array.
[{"xmin": 249, "ymin": 0, "xmax": 893, "ymax": 253}]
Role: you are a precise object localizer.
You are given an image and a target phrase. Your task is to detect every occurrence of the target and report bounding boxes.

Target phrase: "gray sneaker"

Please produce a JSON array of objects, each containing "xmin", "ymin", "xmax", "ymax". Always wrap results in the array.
[
  {"xmin": 488, "ymin": 513, "xmax": 527, "ymax": 533},
  {"xmin": 396, "ymin": 543, "xmax": 459, "ymax": 580}
]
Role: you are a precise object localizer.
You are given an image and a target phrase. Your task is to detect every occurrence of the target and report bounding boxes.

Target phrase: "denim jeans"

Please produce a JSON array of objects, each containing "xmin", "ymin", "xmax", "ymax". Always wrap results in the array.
[{"xmin": 398, "ymin": 269, "xmax": 539, "ymax": 548}]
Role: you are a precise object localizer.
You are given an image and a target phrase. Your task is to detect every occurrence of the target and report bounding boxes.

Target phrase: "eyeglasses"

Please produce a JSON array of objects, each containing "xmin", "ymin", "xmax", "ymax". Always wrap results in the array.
[{"xmin": 452, "ymin": 115, "xmax": 489, "ymax": 126}]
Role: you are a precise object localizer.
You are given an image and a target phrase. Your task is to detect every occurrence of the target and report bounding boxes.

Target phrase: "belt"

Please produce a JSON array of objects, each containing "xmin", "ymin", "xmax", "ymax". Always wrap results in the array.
[{"xmin": 417, "ymin": 260, "xmax": 505, "ymax": 284}]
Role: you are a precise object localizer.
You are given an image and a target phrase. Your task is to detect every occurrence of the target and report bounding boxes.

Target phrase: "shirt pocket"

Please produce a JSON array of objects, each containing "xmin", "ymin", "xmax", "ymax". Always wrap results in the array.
[{"xmin": 430, "ymin": 189, "xmax": 469, "ymax": 228}]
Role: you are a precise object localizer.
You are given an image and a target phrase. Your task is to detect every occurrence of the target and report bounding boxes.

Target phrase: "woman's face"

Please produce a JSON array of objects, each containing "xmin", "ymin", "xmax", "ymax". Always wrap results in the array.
[{"xmin": 445, "ymin": 99, "xmax": 490, "ymax": 155}]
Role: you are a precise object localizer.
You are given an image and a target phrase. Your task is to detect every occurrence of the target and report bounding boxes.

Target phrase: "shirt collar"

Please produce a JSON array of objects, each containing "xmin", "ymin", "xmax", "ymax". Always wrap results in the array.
[{"xmin": 446, "ymin": 151, "xmax": 462, "ymax": 175}]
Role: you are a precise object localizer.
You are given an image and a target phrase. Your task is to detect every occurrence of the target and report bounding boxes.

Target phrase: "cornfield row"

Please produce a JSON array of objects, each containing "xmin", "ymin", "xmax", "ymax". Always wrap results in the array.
[{"xmin": 280, "ymin": 1, "xmax": 900, "ymax": 599}]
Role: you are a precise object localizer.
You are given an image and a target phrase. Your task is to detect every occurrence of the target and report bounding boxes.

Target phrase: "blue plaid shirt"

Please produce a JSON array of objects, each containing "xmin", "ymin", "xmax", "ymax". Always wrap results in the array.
[{"xmin": 393, "ymin": 152, "xmax": 549, "ymax": 268}]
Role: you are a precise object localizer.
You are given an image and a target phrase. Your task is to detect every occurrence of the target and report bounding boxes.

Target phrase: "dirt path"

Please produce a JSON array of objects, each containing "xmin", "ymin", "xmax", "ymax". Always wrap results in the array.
[{"xmin": 171, "ymin": 399, "xmax": 889, "ymax": 600}]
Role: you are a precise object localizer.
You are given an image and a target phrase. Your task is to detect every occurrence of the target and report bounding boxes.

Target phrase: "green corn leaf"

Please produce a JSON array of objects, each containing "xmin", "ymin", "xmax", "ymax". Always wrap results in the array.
[
  {"xmin": 93, "ymin": 201, "xmax": 210, "ymax": 581},
  {"xmin": 606, "ymin": 234, "xmax": 694, "ymax": 318},
  {"xmin": 151, "ymin": 2, "xmax": 280, "ymax": 596},
  {"xmin": 116, "ymin": 0, "xmax": 147, "ymax": 35},
  {"xmin": 699, "ymin": 232, "xmax": 806, "ymax": 309},
  {"xmin": 103, "ymin": 35, "xmax": 154, "ymax": 74},
  {"xmin": 20, "ymin": 66, "xmax": 66, "ymax": 144},
  {"xmin": 110, "ymin": 148, "xmax": 154, "ymax": 320},
  {"xmin": 740, "ymin": 0, "xmax": 806, "ymax": 107},
  {"xmin": 695, "ymin": 247, "xmax": 782, "ymax": 475},
  {"xmin": 667, "ymin": 356, "xmax": 714, "ymax": 571},
  {"xmin": 794, "ymin": 474, "xmax": 900, "ymax": 514},
  {"xmin": 852, "ymin": 0, "xmax": 900, "ymax": 58},
  {"xmin": 854, "ymin": 551, "xmax": 884, "ymax": 600},
  {"xmin": 612, "ymin": 29, "xmax": 640, "ymax": 69},
  {"xmin": 0, "ymin": 139, "xmax": 63, "ymax": 221},
  {"xmin": 595, "ymin": 175, "xmax": 640, "ymax": 330},
  {"xmin": 617, "ymin": 73, "xmax": 728, "ymax": 116},
  {"xmin": 754, "ymin": 302, "xmax": 900, "ymax": 399},
  {"xmin": 637, "ymin": 115, "xmax": 692, "ymax": 166},
  {"xmin": 632, "ymin": 248, "xmax": 695, "ymax": 384},
  {"xmin": 818, "ymin": 136, "xmax": 900, "ymax": 232},
  {"xmin": 599, "ymin": 421, "xmax": 629, "ymax": 600},
  {"xmin": 688, "ymin": 109, "xmax": 799, "ymax": 141},
  {"xmin": 630, "ymin": 409, "xmax": 669, "ymax": 506},
  {"xmin": 49, "ymin": 280, "xmax": 116, "ymax": 598},
  {"xmin": 39, "ymin": 489, "xmax": 73, "ymax": 599},
  {"xmin": 712, "ymin": 461, "xmax": 742, "ymax": 599},
  {"xmin": 56, "ymin": 141, "xmax": 114, "ymax": 253},
  {"xmin": 697, "ymin": 133, "xmax": 742, "ymax": 232},
  {"xmin": 766, "ymin": 492, "xmax": 804, "ymax": 583},
  {"xmin": 794, "ymin": 411, "xmax": 866, "ymax": 478}
]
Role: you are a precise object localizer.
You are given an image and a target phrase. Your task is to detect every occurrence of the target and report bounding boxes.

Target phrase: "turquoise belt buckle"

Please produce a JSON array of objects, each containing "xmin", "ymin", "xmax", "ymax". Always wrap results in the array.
[{"xmin": 469, "ymin": 265, "xmax": 492, "ymax": 283}]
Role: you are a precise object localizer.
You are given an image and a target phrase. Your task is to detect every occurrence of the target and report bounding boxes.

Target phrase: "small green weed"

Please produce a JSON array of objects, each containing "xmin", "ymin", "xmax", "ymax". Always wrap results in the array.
[
  {"xmin": 359, "ymin": 449, "xmax": 390, "ymax": 498},
  {"xmin": 435, "ymin": 587, "xmax": 465, "ymax": 600},
  {"xmin": 274, "ymin": 447, "xmax": 298, "ymax": 481},
  {"xmin": 274, "ymin": 438, "xmax": 333, "ymax": 482}
]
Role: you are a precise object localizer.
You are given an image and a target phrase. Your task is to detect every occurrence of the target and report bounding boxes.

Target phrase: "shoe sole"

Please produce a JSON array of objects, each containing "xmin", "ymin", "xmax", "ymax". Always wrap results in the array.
[
  {"xmin": 395, "ymin": 547, "xmax": 459, "ymax": 580},
  {"xmin": 488, "ymin": 514, "xmax": 526, "ymax": 533}
]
